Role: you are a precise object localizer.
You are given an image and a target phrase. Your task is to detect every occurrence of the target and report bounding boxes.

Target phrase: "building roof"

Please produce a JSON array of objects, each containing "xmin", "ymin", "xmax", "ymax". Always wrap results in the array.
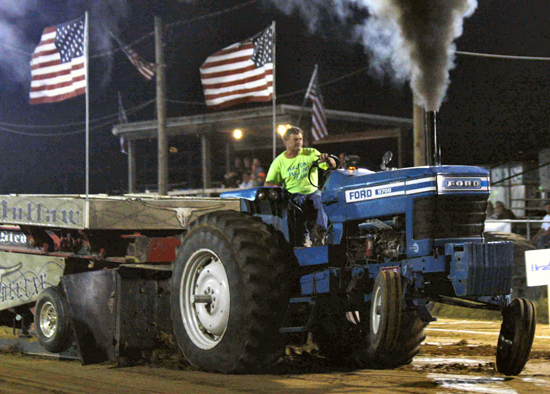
[{"xmin": 111, "ymin": 104, "xmax": 413, "ymax": 141}]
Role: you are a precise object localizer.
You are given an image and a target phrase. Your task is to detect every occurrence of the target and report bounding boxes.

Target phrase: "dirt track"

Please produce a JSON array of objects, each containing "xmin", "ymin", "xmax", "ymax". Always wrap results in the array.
[{"xmin": 0, "ymin": 318, "xmax": 549, "ymax": 393}]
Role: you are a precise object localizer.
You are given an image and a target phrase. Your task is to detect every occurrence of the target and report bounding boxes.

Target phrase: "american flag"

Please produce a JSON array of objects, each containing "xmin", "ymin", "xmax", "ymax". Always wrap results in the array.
[
  {"xmin": 30, "ymin": 17, "xmax": 86, "ymax": 105},
  {"xmin": 119, "ymin": 41, "xmax": 156, "ymax": 80},
  {"xmin": 200, "ymin": 26, "xmax": 274, "ymax": 109},
  {"xmin": 307, "ymin": 71, "xmax": 328, "ymax": 141}
]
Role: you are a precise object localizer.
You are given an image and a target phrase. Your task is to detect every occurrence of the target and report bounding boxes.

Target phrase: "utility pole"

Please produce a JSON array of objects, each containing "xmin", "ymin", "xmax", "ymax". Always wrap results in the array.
[{"xmin": 155, "ymin": 16, "xmax": 168, "ymax": 195}]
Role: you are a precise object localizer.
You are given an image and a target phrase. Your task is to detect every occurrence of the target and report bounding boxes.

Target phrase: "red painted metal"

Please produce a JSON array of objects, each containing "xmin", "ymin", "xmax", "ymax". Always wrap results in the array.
[{"xmin": 147, "ymin": 237, "xmax": 181, "ymax": 263}]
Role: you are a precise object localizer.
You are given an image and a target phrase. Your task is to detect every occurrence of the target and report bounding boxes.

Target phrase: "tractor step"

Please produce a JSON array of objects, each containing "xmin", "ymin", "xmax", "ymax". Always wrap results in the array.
[{"xmin": 279, "ymin": 297, "xmax": 316, "ymax": 334}]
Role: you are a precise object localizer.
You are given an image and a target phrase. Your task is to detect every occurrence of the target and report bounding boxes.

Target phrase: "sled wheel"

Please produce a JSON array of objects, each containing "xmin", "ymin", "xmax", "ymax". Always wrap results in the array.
[
  {"xmin": 35, "ymin": 286, "xmax": 73, "ymax": 353},
  {"xmin": 171, "ymin": 210, "xmax": 293, "ymax": 373},
  {"xmin": 496, "ymin": 298, "xmax": 536, "ymax": 376},
  {"xmin": 369, "ymin": 270, "xmax": 403, "ymax": 354}
]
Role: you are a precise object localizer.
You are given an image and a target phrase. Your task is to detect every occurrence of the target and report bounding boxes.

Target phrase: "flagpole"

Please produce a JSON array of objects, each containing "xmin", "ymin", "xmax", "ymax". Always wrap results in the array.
[
  {"xmin": 271, "ymin": 20, "xmax": 277, "ymax": 161},
  {"xmin": 84, "ymin": 11, "xmax": 90, "ymax": 198},
  {"xmin": 298, "ymin": 64, "xmax": 318, "ymax": 128}
]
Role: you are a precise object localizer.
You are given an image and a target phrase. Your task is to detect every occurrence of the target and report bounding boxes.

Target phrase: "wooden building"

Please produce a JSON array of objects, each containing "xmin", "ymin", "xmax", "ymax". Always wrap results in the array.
[{"xmin": 111, "ymin": 104, "xmax": 412, "ymax": 193}]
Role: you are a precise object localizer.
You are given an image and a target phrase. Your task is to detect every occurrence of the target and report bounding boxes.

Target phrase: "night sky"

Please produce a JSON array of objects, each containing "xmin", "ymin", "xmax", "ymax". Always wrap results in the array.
[{"xmin": 0, "ymin": 0, "xmax": 549, "ymax": 194}]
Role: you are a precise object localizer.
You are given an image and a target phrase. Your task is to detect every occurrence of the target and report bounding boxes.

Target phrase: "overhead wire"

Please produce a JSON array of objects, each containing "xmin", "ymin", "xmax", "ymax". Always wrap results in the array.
[
  {"xmin": 92, "ymin": 0, "xmax": 258, "ymax": 59},
  {"xmin": 0, "ymin": 99, "xmax": 156, "ymax": 137},
  {"xmin": 278, "ymin": 50, "xmax": 550, "ymax": 99},
  {"xmin": 165, "ymin": 99, "xmax": 205, "ymax": 106},
  {"xmin": 1, "ymin": 0, "xmax": 259, "ymax": 58},
  {"xmin": 1, "ymin": 0, "xmax": 549, "ymax": 133},
  {"xmin": 278, "ymin": 67, "xmax": 370, "ymax": 99},
  {"xmin": 0, "ymin": 99, "xmax": 155, "ymax": 129},
  {"xmin": 456, "ymin": 51, "xmax": 550, "ymax": 61},
  {"xmin": 6, "ymin": 44, "xmax": 550, "ymax": 134}
]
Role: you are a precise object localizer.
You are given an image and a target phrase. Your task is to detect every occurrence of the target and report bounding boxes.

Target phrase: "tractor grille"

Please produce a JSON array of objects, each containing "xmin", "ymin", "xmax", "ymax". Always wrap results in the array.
[{"xmin": 413, "ymin": 195, "xmax": 487, "ymax": 240}]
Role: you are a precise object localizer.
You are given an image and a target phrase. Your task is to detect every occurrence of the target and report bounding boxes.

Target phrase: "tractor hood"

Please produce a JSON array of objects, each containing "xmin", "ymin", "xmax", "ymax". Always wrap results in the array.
[{"xmin": 323, "ymin": 165, "xmax": 490, "ymax": 194}]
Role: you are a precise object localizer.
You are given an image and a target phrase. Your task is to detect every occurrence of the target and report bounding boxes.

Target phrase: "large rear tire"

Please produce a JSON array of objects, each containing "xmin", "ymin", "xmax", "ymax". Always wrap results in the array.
[
  {"xmin": 35, "ymin": 286, "xmax": 73, "ymax": 354},
  {"xmin": 170, "ymin": 210, "xmax": 293, "ymax": 373},
  {"xmin": 496, "ymin": 298, "xmax": 536, "ymax": 376}
]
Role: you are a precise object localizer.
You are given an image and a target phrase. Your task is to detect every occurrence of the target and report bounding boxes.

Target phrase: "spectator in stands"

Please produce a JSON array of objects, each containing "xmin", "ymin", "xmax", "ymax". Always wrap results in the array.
[
  {"xmin": 338, "ymin": 152, "xmax": 347, "ymax": 169},
  {"xmin": 251, "ymin": 158, "xmax": 265, "ymax": 183},
  {"xmin": 495, "ymin": 201, "xmax": 516, "ymax": 220},
  {"xmin": 254, "ymin": 172, "xmax": 266, "ymax": 187},
  {"xmin": 532, "ymin": 202, "xmax": 550, "ymax": 248},
  {"xmin": 486, "ymin": 201, "xmax": 495, "ymax": 218},
  {"xmin": 223, "ymin": 157, "xmax": 244, "ymax": 188},
  {"xmin": 239, "ymin": 171, "xmax": 254, "ymax": 189},
  {"xmin": 243, "ymin": 157, "xmax": 252, "ymax": 172}
]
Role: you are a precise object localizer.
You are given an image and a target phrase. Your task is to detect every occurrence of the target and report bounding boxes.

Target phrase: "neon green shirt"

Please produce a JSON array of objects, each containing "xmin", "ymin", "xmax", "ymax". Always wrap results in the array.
[{"xmin": 265, "ymin": 148, "xmax": 327, "ymax": 194}]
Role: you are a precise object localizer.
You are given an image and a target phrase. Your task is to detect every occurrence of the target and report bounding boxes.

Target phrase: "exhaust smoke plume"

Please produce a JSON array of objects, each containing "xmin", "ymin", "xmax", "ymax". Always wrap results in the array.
[
  {"xmin": 267, "ymin": 0, "xmax": 477, "ymax": 111},
  {"xmin": 0, "ymin": 0, "xmax": 38, "ymax": 84},
  {"xmin": 0, "ymin": 0, "xmax": 130, "ymax": 88}
]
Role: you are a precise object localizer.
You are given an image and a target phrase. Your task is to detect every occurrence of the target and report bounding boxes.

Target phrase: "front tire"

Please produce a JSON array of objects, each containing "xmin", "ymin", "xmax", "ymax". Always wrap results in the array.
[
  {"xmin": 315, "ymin": 271, "xmax": 427, "ymax": 369},
  {"xmin": 35, "ymin": 286, "xmax": 73, "ymax": 353},
  {"xmin": 355, "ymin": 271, "xmax": 427, "ymax": 368},
  {"xmin": 496, "ymin": 298, "xmax": 536, "ymax": 376},
  {"xmin": 171, "ymin": 211, "xmax": 293, "ymax": 373},
  {"xmin": 369, "ymin": 270, "xmax": 403, "ymax": 354}
]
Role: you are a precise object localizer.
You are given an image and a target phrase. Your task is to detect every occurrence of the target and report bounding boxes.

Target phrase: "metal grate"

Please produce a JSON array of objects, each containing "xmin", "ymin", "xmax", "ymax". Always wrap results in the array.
[{"xmin": 413, "ymin": 195, "xmax": 488, "ymax": 240}]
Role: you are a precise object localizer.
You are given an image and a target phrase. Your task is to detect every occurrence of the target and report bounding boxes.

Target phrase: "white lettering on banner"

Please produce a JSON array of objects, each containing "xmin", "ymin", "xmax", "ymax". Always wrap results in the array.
[
  {"xmin": 1, "ymin": 199, "xmax": 82, "ymax": 226},
  {"xmin": 525, "ymin": 249, "xmax": 550, "ymax": 287},
  {"xmin": 0, "ymin": 231, "xmax": 28, "ymax": 245},
  {"xmin": 0, "ymin": 272, "xmax": 47, "ymax": 303},
  {"xmin": 0, "ymin": 254, "xmax": 65, "ymax": 309}
]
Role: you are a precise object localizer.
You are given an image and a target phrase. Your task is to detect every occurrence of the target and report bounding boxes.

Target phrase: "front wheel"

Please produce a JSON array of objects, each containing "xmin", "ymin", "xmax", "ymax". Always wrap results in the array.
[
  {"xmin": 35, "ymin": 286, "xmax": 73, "ymax": 353},
  {"xmin": 369, "ymin": 270, "xmax": 403, "ymax": 354},
  {"xmin": 353, "ymin": 270, "xmax": 427, "ymax": 368},
  {"xmin": 496, "ymin": 298, "xmax": 536, "ymax": 376},
  {"xmin": 171, "ymin": 211, "xmax": 293, "ymax": 373}
]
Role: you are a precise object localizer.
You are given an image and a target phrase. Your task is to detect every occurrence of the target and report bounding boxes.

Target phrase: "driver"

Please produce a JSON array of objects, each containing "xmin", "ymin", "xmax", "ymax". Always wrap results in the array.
[{"xmin": 265, "ymin": 126, "xmax": 336, "ymax": 246}]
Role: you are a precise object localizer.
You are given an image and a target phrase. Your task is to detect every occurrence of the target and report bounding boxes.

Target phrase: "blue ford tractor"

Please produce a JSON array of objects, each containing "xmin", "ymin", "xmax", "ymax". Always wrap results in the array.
[{"xmin": 170, "ymin": 151, "xmax": 535, "ymax": 376}]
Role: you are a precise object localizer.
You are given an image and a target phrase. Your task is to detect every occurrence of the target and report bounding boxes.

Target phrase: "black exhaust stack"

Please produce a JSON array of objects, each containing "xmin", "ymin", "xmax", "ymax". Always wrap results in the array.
[{"xmin": 424, "ymin": 110, "xmax": 441, "ymax": 166}]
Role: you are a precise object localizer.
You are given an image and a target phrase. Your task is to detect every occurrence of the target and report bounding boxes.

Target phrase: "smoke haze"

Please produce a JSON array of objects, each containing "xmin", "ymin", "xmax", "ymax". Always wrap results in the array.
[
  {"xmin": 267, "ymin": 0, "xmax": 477, "ymax": 111},
  {"xmin": 0, "ymin": 1, "xmax": 130, "ymax": 87},
  {"xmin": 0, "ymin": 0, "xmax": 38, "ymax": 83}
]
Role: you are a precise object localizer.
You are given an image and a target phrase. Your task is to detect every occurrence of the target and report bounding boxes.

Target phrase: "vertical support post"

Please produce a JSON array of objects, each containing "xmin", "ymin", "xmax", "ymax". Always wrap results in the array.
[
  {"xmin": 155, "ymin": 16, "xmax": 168, "ymax": 195},
  {"xmin": 397, "ymin": 129, "xmax": 403, "ymax": 168},
  {"xmin": 127, "ymin": 140, "xmax": 137, "ymax": 193},
  {"xmin": 424, "ymin": 111, "xmax": 438, "ymax": 167},
  {"xmin": 225, "ymin": 142, "xmax": 231, "ymax": 174},
  {"xmin": 506, "ymin": 162, "xmax": 512, "ymax": 210},
  {"xmin": 84, "ymin": 12, "xmax": 90, "ymax": 197},
  {"xmin": 201, "ymin": 133, "xmax": 211, "ymax": 191},
  {"xmin": 413, "ymin": 98, "xmax": 426, "ymax": 167},
  {"xmin": 271, "ymin": 21, "xmax": 277, "ymax": 160}
]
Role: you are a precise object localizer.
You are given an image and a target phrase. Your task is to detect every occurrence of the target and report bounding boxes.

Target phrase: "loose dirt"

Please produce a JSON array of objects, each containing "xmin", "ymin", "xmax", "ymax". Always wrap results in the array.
[{"xmin": 0, "ymin": 318, "xmax": 549, "ymax": 393}]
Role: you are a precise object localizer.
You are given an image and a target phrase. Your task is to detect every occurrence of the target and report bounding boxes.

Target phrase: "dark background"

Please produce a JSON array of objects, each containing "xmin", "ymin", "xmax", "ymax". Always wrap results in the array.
[{"xmin": 0, "ymin": 0, "xmax": 548, "ymax": 193}]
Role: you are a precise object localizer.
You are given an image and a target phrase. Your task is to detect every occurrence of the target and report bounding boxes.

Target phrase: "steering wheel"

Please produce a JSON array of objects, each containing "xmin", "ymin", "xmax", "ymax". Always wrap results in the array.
[{"xmin": 308, "ymin": 154, "xmax": 341, "ymax": 189}]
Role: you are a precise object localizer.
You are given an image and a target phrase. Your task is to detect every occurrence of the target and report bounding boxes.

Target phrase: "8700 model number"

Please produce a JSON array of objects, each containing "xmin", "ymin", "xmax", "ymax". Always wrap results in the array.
[{"xmin": 345, "ymin": 182, "xmax": 405, "ymax": 203}]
